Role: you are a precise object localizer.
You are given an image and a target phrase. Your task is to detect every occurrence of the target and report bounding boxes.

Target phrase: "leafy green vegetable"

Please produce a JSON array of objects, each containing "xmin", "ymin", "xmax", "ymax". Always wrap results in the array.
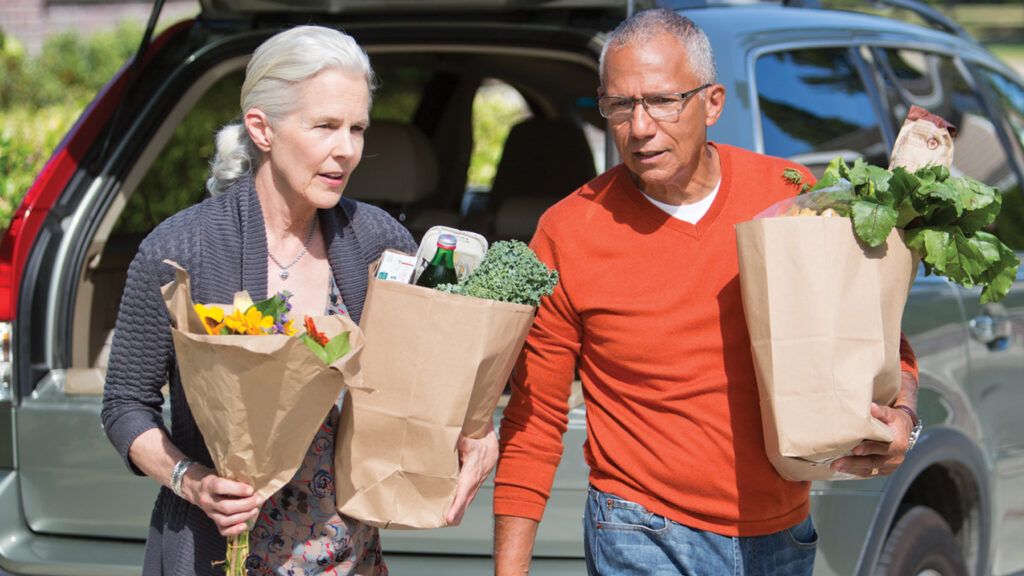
[
  {"xmin": 299, "ymin": 330, "xmax": 351, "ymax": 366},
  {"xmin": 437, "ymin": 240, "xmax": 559, "ymax": 307},
  {"xmin": 803, "ymin": 158, "xmax": 1019, "ymax": 303}
]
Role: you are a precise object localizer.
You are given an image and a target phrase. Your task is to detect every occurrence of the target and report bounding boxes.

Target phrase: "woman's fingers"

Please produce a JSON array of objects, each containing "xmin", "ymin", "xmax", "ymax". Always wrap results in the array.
[{"xmin": 210, "ymin": 508, "xmax": 261, "ymax": 534}]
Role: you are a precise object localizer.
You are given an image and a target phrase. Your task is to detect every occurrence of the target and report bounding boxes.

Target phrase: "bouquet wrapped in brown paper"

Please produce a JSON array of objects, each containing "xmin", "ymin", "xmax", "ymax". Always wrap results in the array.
[
  {"xmin": 160, "ymin": 260, "xmax": 366, "ymax": 571},
  {"xmin": 736, "ymin": 106, "xmax": 1018, "ymax": 481},
  {"xmin": 335, "ymin": 236, "xmax": 557, "ymax": 529}
]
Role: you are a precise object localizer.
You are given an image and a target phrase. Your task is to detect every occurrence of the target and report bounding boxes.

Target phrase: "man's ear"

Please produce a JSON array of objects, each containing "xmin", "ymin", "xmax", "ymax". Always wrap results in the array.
[
  {"xmin": 703, "ymin": 84, "xmax": 727, "ymax": 128},
  {"xmin": 244, "ymin": 108, "xmax": 273, "ymax": 152}
]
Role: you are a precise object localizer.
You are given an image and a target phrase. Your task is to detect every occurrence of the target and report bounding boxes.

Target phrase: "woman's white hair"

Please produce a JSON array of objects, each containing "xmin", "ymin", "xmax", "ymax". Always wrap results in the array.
[
  {"xmin": 206, "ymin": 26, "xmax": 377, "ymax": 196},
  {"xmin": 599, "ymin": 9, "xmax": 717, "ymax": 87}
]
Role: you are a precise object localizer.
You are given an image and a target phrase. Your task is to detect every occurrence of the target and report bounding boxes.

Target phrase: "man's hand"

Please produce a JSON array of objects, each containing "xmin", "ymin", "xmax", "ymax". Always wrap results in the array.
[
  {"xmin": 446, "ymin": 425, "xmax": 499, "ymax": 526},
  {"xmin": 831, "ymin": 402, "xmax": 914, "ymax": 478}
]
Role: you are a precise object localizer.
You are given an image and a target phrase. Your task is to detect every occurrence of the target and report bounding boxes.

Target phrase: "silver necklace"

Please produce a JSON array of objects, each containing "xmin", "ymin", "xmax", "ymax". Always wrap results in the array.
[{"xmin": 268, "ymin": 218, "xmax": 317, "ymax": 280}]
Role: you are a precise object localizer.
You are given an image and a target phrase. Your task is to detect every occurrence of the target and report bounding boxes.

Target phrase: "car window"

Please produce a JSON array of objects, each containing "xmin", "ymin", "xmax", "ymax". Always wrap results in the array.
[
  {"xmin": 873, "ymin": 48, "xmax": 1022, "ymax": 249},
  {"xmin": 977, "ymin": 68, "xmax": 1024, "ymax": 250},
  {"xmin": 372, "ymin": 67, "xmax": 432, "ymax": 123},
  {"xmin": 469, "ymin": 79, "xmax": 531, "ymax": 192},
  {"xmin": 111, "ymin": 71, "xmax": 244, "ymax": 235},
  {"xmin": 873, "ymin": 49, "xmax": 1017, "ymax": 189},
  {"xmin": 755, "ymin": 47, "xmax": 888, "ymax": 170}
]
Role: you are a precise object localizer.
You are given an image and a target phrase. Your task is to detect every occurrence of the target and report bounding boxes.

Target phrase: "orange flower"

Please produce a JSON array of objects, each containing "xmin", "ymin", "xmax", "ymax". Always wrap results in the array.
[{"xmin": 304, "ymin": 316, "xmax": 329, "ymax": 346}]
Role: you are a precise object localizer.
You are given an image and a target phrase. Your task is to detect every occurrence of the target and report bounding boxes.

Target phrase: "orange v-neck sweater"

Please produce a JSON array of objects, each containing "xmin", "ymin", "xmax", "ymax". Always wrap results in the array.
[{"xmin": 494, "ymin": 143, "xmax": 918, "ymax": 536}]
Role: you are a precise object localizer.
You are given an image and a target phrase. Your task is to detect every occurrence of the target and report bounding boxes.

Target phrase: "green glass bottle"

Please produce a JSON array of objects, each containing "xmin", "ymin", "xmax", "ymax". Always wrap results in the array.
[{"xmin": 415, "ymin": 233, "xmax": 458, "ymax": 288}]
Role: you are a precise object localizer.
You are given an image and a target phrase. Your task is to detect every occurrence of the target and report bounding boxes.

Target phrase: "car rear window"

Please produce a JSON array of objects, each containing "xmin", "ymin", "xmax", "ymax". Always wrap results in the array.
[
  {"xmin": 978, "ymin": 68, "xmax": 1024, "ymax": 250},
  {"xmin": 755, "ymin": 47, "xmax": 888, "ymax": 171}
]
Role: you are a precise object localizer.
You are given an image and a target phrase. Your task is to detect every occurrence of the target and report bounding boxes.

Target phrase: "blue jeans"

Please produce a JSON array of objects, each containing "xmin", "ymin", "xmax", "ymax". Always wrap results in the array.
[{"xmin": 584, "ymin": 487, "xmax": 817, "ymax": 576}]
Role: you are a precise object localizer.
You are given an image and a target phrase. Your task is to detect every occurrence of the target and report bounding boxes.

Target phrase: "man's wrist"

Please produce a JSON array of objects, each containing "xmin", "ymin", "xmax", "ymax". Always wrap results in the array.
[{"xmin": 893, "ymin": 404, "xmax": 923, "ymax": 450}]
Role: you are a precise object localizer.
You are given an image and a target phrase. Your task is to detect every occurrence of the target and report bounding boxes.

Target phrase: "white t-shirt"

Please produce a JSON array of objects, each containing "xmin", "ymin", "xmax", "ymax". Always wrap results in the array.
[{"xmin": 642, "ymin": 180, "xmax": 721, "ymax": 224}]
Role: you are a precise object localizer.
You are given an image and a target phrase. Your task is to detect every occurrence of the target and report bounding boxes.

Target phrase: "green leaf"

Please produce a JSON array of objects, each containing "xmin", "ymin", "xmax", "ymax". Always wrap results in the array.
[
  {"xmin": 943, "ymin": 231, "xmax": 987, "ymax": 283},
  {"xmin": 851, "ymin": 199, "xmax": 898, "ymax": 247},
  {"xmin": 324, "ymin": 332, "xmax": 351, "ymax": 365},
  {"xmin": 299, "ymin": 333, "xmax": 329, "ymax": 365},
  {"xmin": 252, "ymin": 292, "xmax": 290, "ymax": 322},
  {"xmin": 921, "ymin": 225, "xmax": 950, "ymax": 272},
  {"xmin": 979, "ymin": 251, "xmax": 1020, "ymax": 304},
  {"xmin": 955, "ymin": 179, "xmax": 1001, "ymax": 234}
]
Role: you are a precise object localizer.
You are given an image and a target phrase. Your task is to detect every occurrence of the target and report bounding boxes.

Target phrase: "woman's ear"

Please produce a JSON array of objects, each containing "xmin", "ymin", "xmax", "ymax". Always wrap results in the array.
[{"xmin": 244, "ymin": 109, "xmax": 273, "ymax": 152}]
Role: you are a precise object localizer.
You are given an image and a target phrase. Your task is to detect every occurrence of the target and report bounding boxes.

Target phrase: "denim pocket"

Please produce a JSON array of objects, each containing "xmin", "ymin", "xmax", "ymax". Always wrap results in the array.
[
  {"xmin": 783, "ymin": 516, "xmax": 819, "ymax": 550},
  {"xmin": 589, "ymin": 488, "xmax": 669, "ymax": 535}
]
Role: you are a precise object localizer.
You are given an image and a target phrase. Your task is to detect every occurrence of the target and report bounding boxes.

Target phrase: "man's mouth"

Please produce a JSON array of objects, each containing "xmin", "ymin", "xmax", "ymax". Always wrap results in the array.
[{"xmin": 633, "ymin": 150, "xmax": 665, "ymax": 161}]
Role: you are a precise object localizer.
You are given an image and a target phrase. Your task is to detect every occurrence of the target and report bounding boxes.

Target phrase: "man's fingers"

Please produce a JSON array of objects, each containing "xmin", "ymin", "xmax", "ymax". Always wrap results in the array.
[
  {"xmin": 446, "ymin": 462, "xmax": 481, "ymax": 525},
  {"xmin": 851, "ymin": 440, "xmax": 890, "ymax": 456}
]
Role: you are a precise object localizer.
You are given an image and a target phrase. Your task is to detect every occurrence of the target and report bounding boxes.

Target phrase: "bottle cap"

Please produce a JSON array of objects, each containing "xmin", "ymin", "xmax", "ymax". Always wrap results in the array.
[{"xmin": 437, "ymin": 233, "xmax": 457, "ymax": 250}]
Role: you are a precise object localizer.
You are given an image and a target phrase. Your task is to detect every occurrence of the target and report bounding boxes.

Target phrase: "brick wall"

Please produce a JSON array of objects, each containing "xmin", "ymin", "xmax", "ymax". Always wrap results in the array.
[{"xmin": 0, "ymin": 0, "xmax": 198, "ymax": 54}]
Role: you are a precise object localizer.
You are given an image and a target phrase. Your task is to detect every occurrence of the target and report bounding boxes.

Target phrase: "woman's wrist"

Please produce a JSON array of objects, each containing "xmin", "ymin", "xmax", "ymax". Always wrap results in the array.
[{"xmin": 179, "ymin": 463, "xmax": 212, "ymax": 506}]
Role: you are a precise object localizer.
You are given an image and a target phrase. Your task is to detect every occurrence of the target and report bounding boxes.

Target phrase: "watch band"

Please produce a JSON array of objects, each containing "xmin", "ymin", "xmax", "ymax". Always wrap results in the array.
[
  {"xmin": 171, "ymin": 457, "xmax": 194, "ymax": 498},
  {"xmin": 893, "ymin": 404, "xmax": 920, "ymax": 427},
  {"xmin": 893, "ymin": 404, "xmax": 923, "ymax": 451}
]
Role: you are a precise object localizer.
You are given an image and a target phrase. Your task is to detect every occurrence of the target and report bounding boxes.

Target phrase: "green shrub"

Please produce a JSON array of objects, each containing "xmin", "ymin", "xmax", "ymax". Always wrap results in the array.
[
  {"xmin": 0, "ymin": 22, "xmax": 142, "ymax": 230},
  {"xmin": 0, "ymin": 105, "xmax": 82, "ymax": 229}
]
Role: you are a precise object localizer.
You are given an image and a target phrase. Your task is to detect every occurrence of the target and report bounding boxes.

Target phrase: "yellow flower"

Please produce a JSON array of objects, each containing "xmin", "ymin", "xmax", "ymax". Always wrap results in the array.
[
  {"xmin": 223, "ymin": 307, "xmax": 274, "ymax": 335},
  {"xmin": 282, "ymin": 319, "xmax": 297, "ymax": 336},
  {"xmin": 194, "ymin": 304, "xmax": 225, "ymax": 335}
]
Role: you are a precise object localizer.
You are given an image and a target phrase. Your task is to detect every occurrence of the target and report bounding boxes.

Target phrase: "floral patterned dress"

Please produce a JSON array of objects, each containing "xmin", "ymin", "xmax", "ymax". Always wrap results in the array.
[{"xmin": 246, "ymin": 274, "xmax": 386, "ymax": 576}]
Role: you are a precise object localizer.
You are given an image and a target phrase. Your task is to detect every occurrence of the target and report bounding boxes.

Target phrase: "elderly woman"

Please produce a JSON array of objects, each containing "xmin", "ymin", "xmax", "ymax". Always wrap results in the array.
[{"xmin": 101, "ymin": 26, "xmax": 497, "ymax": 575}]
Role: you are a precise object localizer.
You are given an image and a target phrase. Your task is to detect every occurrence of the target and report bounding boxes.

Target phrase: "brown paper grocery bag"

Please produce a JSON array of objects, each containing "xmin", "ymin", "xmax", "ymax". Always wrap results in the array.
[
  {"xmin": 335, "ymin": 270, "xmax": 535, "ymax": 529},
  {"xmin": 735, "ymin": 218, "xmax": 917, "ymax": 481},
  {"xmin": 161, "ymin": 261, "xmax": 365, "ymax": 501}
]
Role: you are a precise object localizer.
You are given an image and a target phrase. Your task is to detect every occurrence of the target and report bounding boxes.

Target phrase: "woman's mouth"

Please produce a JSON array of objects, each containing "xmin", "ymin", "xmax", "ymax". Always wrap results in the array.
[{"xmin": 318, "ymin": 172, "xmax": 345, "ymax": 186}]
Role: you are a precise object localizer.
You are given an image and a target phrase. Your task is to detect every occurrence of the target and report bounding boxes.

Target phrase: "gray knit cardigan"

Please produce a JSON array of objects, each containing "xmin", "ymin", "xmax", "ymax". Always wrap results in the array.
[{"xmin": 101, "ymin": 175, "xmax": 415, "ymax": 576}]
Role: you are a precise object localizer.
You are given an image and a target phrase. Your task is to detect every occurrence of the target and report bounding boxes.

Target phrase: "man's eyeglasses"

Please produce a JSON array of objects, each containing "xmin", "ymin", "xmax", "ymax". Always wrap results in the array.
[{"xmin": 598, "ymin": 83, "xmax": 712, "ymax": 123}]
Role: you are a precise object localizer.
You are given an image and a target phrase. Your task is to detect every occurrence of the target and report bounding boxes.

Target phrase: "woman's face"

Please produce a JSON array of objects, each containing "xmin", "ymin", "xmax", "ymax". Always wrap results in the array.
[{"xmin": 259, "ymin": 68, "xmax": 370, "ymax": 210}]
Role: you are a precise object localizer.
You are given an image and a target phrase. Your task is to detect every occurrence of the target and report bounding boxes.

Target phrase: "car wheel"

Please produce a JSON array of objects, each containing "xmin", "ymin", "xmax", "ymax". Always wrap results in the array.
[{"xmin": 875, "ymin": 506, "xmax": 968, "ymax": 576}]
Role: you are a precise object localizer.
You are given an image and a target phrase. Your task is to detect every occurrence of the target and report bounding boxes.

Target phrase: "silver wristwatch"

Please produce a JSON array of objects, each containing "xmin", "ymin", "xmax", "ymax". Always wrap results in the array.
[
  {"xmin": 170, "ymin": 457, "xmax": 194, "ymax": 498},
  {"xmin": 895, "ymin": 405, "xmax": 922, "ymax": 451}
]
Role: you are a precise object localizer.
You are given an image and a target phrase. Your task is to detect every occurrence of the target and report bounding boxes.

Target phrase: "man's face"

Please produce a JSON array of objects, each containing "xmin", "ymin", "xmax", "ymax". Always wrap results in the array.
[{"xmin": 601, "ymin": 33, "xmax": 724, "ymax": 197}]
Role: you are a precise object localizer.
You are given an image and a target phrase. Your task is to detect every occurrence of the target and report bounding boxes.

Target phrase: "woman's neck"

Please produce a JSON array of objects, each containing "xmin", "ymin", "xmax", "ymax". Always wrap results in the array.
[{"xmin": 254, "ymin": 164, "xmax": 318, "ymax": 240}]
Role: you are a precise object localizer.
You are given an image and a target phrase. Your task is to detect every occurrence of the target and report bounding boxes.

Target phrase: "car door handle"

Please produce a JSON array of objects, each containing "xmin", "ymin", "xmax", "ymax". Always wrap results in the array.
[{"xmin": 969, "ymin": 309, "xmax": 1012, "ymax": 351}]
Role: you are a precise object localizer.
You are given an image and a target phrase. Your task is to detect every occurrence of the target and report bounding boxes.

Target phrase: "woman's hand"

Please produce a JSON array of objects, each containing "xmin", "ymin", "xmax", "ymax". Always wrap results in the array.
[
  {"xmin": 446, "ymin": 425, "xmax": 499, "ymax": 526},
  {"xmin": 182, "ymin": 464, "xmax": 263, "ymax": 537}
]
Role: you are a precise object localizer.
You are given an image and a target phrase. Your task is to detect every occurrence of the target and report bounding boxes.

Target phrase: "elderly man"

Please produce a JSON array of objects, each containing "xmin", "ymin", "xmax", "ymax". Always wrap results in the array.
[{"xmin": 493, "ymin": 8, "xmax": 920, "ymax": 575}]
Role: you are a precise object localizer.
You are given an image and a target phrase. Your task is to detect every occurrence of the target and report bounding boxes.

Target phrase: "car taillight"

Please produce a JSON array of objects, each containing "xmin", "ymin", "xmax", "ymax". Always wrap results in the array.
[{"xmin": 0, "ymin": 322, "xmax": 11, "ymax": 401}]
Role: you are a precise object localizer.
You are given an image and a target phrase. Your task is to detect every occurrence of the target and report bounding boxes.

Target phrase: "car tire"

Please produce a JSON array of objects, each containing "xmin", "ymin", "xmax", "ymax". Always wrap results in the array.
[{"xmin": 875, "ymin": 506, "xmax": 968, "ymax": 576}]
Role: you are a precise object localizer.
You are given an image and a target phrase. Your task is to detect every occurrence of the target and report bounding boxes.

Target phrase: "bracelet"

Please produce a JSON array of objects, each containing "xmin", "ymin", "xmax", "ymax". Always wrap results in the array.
[
  {"xmin": 170, "ymin": 457, "xmax": 194, "ymax": 498},
  {"xmin": 892, "ymin": 404, "xmax": 920, "ymax": 427}
]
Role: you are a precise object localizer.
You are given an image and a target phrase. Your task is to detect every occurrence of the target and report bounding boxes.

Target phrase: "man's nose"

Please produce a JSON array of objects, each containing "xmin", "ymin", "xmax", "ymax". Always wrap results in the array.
[{"xmin": 628, "ymin": 102, "xmax": 658, "ymax": 139}]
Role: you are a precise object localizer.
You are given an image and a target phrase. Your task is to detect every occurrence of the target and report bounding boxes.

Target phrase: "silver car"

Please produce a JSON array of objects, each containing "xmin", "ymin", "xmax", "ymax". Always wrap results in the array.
[{"xmin": 1, "ymin": 1, "xmax": 1022, "ymax": 574}]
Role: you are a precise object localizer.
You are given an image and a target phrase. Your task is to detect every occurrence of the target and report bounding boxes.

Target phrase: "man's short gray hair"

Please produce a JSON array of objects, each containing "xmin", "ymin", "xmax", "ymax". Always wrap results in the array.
[{"xmin": 599, "ymin": 9, "xmax": 717, "ymax": 87}]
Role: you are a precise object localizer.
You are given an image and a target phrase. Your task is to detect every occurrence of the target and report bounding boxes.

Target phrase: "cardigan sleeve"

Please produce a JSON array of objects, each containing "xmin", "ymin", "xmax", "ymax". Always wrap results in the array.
[{"xmin": 101, "ymin": 239, "xmax": 176, "ymax": 475}]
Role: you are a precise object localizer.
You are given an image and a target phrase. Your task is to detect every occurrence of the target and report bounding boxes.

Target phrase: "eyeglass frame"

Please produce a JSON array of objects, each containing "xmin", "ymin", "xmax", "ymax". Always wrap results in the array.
[{"xmin": 597, "ymin": 83, "xmax": 713, "ymax": 123}]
